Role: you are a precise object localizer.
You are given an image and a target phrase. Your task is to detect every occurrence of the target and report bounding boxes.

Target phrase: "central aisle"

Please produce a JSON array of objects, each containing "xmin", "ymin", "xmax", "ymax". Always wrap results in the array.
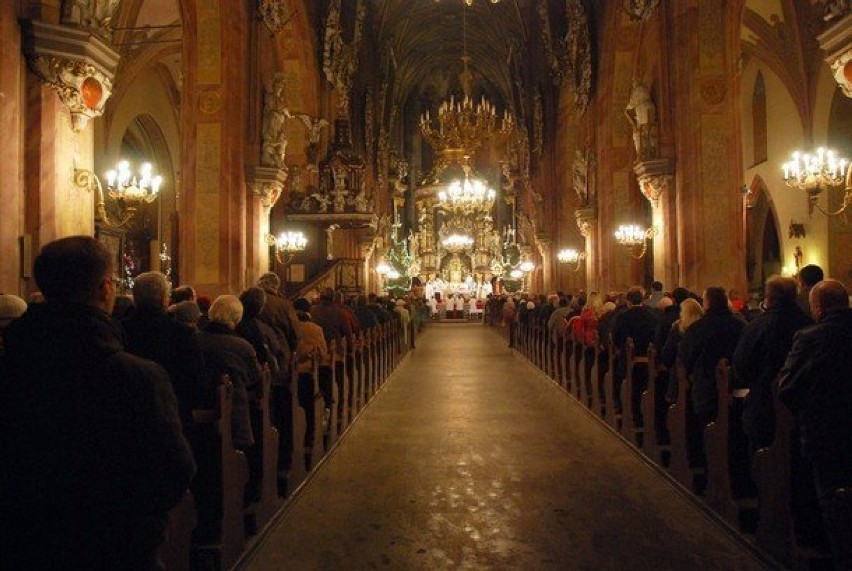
[{"xmin": 246, "ymin": 324, "xmax": 768, "ymax": 570}]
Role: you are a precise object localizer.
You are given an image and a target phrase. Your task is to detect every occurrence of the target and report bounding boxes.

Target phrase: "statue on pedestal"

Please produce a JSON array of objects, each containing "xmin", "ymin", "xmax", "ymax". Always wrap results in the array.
[
  {"xmin": 625, "ymin": 80, "xmax": 659, "ymax": 161},
  {"xmin": 261, "ymin": 74, "xmax": 291, "ymax": 168}
]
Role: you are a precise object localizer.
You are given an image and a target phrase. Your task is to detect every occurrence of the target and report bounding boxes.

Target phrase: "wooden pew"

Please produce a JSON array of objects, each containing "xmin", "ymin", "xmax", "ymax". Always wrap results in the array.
[
  {"xmin": 603, "ymin": 339, "xmax": 620, "ymax": 430},
  {"xmin": 287, "ymin": 354, "xmax": 307, "ymax": 492},
  {"xmin": 753, "ymin": 377, "xmax": 793, "ymax": 566},
  {"xmin": 162, "ymin": 491, "xmax": 196, "ymax": 571},
  {"xmin": 572, "ymin": 331, "xmax": 584, "ymax": 402},
  {"xmin": 249, "ymin": 366, "xmax": 281, "ymax": 529},
  {"xmin": 619, "ymin": 338, "xmax": 651, "ymax": 447},
  {"xmin": 326, "ymin": 340, "xmax": 340, "ymax": 448},
  {"xmin": 306, "ymin": 353, "xmax": 326, "ymax": 471},
  {"xmin": 335, "ymin": 338, "xmax": 350, "ymax": 435},
  {"xmin": 191, "ymin": 378, "xmax": 249, "ymax": 571},
  {"xmin": 667, "ymin": 364, "xmax": 693, "ymax": 489},
  {"xmin": 589, "ymin": 332, "xmax": 603, "ymax": 417},
  {"xmin": 575, "ymin": 328, "xmax": 588, "ymax": 405},
  {"xmin": 560, "ymin": 332, "xmax": 570, "ymax": 391},
  {"xmin": 704, "ymin": 359, "xmax": 739, "ymax": 524},
  {"xmin": 640, "ymin": 348, "xmax": 667, "ymax": 464}
]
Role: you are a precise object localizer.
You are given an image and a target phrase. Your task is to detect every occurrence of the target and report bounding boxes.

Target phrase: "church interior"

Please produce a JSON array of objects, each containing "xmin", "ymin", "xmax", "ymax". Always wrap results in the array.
[
  {"xmin": 2, "ymin": 0, "xmax": 851, "ymax": 299},
  {"xmin": 2, "ymin": 0, "xmax": 852, "ymax": 569}
]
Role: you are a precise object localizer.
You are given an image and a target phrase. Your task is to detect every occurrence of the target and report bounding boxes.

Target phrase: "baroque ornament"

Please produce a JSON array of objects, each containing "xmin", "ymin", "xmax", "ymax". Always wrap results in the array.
[
  {"xmin": 258, "ymin": 0, "xmax": 289, "ymax": 36},
  {"xmin": 322, "ymin": 0, "xmax": 367, "ymax": 116},
  {"xmin": 28, "ymin": 55, "xmax": 114, "ymax": 132},
  {"xmin": 61, "ymin": 0, "xmax": 120, "ymax": 42},
  {"xmin": 620, "ymin": 0, "xmax": 661, "ymax": 21}
]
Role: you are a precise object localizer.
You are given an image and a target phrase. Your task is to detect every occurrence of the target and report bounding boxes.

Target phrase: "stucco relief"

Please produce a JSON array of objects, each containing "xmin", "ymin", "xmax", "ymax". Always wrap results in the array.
[
  {"xmin": 198, "ymin": 87, "xmax": 222, "ymax": 114},
  {"xmin": 700, "ymin": 78, "xmax": 727, "ymax": 105},
  {"xmin": 28, "ymin": 56, "xmax": 114, "ymax": 132},
  {"xmin": 198, "ymin": 4, "xmax": 222, "ymax": 85}
]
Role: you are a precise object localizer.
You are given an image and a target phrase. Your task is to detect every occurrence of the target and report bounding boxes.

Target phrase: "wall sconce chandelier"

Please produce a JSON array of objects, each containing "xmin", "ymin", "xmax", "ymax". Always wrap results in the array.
[
  {"xmin": 74, "ymin": 160, "xmax": 162, "ymax": 227},
  {"xmin": 267, "ymin": 230, "xmax": 308, "ymax": 265},
  {"xmin": 782, "ymin": 147, "xmax": 851, "ymax": 217},
  {"xmin": 614, "ymin": 224, "xmax": 657, "ymax": 259},
  {"xmin": 557, "ymin": 247, "xmax": 586, "ymax": 272}
]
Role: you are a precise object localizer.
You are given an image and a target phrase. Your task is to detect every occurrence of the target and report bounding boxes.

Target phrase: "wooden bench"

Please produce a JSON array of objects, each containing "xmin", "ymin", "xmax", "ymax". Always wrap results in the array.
[
  {"xmin": 162, "ymin": 491, "xmax": 196, "ymax": 571},
  {"xmin": 640, "ymin": 346, "xmax": 669, "ymax": 464},
  {"xmin": 704, "ymin": 359, "xmax": 739, "ymax": 524},
  {"xmin": 560, "ymin": 332, "xmax": 570, "ymax": 391},
  {"xmin": 619, "ymin": 338, "xmax": 651, "ymax": 447},
  {"xmin": 603, "ymin": 339, "xmax": 620, "ymax": 430},
  {"xmin": 306, "ymin": 352, "xmax": 326, "ymax": 471},
  {"xmin": 191, "ymin": 378, "xmax": 249, "ymax": 571},
  {"xmin": 667, "ymin": 364, "xmax": 693, "ymax": 489},
  {"xmin": 247, "ymin": 366, "xmax": 281, "ymax": 530},
  {"xmin": 589, "ymin": 333, "xmax": 603, "ymax": 417},
  {"xmin": 287, "ymin": 354, "xmax": 307, "ymax": 492},
  {"xmin": 753, "ymin": 376, "xmax": 793, "ymax": 566}
]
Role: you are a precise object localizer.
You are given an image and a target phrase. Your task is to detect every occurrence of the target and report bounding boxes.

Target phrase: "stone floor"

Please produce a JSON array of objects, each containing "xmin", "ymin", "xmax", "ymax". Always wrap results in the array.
[{"xmin": 244, "ymin": 324, "xmax": 770, "ymax": 570}]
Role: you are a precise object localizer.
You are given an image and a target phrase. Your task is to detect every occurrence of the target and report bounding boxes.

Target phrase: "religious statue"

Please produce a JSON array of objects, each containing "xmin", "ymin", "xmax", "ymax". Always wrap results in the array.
[
  {"xmin": 322, "ymin": 0, "xmax": 366, "ymax": 115},
  {"xmin": 62, "ymin": 0, "xmax": 120, "ymax": 40},
  {"xmin": 353, "ymin": 182, "xmax": 369, "ymax": 212},
  {"xmin": 408, "ymin": 229, "xmax": 420, "ymax": 258},
  {"xmin": 625, "ymin": 80, "xmax": 659, "ymax": 161},
  {"xmin": 295, "ymin": 113, "xmax": 329, "ymax": 168},
  {"xmin": 300, "ymin": 192, "xmax": 330, "ymax": 213},
  {"xmin": 261, "ymin": 74, "xmax": 291, "ymax": 168}
]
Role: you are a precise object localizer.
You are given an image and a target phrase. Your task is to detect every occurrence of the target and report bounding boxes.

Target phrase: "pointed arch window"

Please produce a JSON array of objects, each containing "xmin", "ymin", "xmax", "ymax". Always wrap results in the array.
[{"xmin": 752, "ymin": 72, "xmax": 768, "ymax": 165}]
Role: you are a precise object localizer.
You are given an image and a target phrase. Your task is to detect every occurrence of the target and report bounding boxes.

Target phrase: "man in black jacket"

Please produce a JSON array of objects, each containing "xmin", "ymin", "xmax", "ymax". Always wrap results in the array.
[
  {"xmin": 0, "ymin": 236, "xmax": 195, "ymax": 570},
  {"xmin": 779, "ymin": 279, "xmax": 852, "ymax": 569},
  {"xmin": 612, "ymin": 287, "xmax": 659, "ymax": 418},
  {"xmin": 123, "ymin": 271, "xmax": 211, "ymax": 427},
  {"xmin": 733, "ymin": 275, "xmax": 812, "ymax": 453}
]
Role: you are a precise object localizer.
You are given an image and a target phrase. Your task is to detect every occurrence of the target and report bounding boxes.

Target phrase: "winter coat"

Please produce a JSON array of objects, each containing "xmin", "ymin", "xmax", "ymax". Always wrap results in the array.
[{"xmin": 0, "ymin": 301, "xmax": 195, "ymax": 569}]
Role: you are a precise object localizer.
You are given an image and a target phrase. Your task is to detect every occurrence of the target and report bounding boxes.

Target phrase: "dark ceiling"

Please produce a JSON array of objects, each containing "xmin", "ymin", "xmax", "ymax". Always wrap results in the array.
[{"xmin": 369, "ymin": 0, "xmax": 533, "ymax": 109}]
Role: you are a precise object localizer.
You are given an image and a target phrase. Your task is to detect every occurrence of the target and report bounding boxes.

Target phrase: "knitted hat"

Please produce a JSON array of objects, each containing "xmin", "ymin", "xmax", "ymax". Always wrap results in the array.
[{"xmin": 0, "ymin": 294, "xmax": 27, "ymax": 321}]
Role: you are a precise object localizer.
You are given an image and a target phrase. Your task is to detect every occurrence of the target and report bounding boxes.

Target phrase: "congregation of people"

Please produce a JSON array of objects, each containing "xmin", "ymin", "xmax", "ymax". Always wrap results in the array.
[
  {"xmin": 486, "ymin": 267, "xmax": 852, "ymax": 570},
  {"xmin": 0, "ymin": 236, "xmax": 416, "ymax": 570}
]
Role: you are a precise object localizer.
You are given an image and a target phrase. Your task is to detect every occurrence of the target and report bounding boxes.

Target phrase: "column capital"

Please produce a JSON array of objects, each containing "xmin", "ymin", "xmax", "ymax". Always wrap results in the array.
[
  {"xmin": 246, "ymin": 165, "xmax": 288, "ymax": 209},
  {"xmin": 633, "ymin": 157, "xmax": 675, "ymax": 208},
  {"xmin": 574, "ymin": 206, "xmax": 597, "ymax": 238},
  {"xmin": 22, "ymin": 20, "xmax": 119, "ymax": 132}
]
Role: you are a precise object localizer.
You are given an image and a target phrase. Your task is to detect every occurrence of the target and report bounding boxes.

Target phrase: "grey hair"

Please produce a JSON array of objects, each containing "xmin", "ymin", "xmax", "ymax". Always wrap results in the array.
[
  {"xmin": 258, "ymin": 272, "xmax": 281, "ymax": 290},
  {"xmin": 208, "ymin": 294, "xmax": 244, "ymax": 328},
  {"xmin": 133, "ymin": 272, "xmax": 171, "ymax": 309}
]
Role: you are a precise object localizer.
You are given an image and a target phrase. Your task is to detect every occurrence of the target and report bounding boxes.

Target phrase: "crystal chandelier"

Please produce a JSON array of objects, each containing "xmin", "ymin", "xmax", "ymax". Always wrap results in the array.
[
  {"xmin": 435, "ymin": 1, "xmax": 502, "ymax": 6},
  {"xmin": 267, "ymin": 230, "xmax": 308, "ymax": 265},
  {"xmin": 437, "ymin": 175, "xmax": 497, "ymax": 216},
  {"xmin": 782, "ymin": 147, "xmax": 851, "ymax": 216},
  {"xmin": 419, "ymin": 3, "xmax": 513, "ymax": 156}
]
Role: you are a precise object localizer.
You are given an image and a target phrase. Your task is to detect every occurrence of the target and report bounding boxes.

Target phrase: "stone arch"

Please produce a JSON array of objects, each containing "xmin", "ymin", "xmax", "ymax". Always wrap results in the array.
[{"xmin": 745, "ymin": 174, "xmax": 782, "ymax": 292}]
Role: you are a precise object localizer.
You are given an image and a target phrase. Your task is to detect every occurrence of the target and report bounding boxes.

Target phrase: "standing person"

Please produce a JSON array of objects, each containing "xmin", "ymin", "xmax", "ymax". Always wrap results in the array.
[
  {"xmin": 612, "ymin": 286, "xmax": 660, "ymax": 418},
  {"xmin": 733, "ymin": 276, "xmax": 812, "ymax": 453},
  {"xmin": 796, "ymin": 264, "xmax": 824, "ymax": 316},
  {"xmin": 1, "ymin": 236, "xmax": 195, "ymax": 570},
  {"xmin": 678, "ymin": 286, "xmax": 746, "ymax": 474},
  {"xmin": 779, "ymin": 279, "xmax": 852, "ymax": 570}
]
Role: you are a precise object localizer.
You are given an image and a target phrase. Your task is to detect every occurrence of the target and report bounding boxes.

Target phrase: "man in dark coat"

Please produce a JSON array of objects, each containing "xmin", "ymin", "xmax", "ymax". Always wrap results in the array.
[
  {"xmin": 733, "ymin": 275, "xmax": 812, "ymax": 452},
  {"xmin": 796, "ymin": 264, "xmax": 824, "ymax": 316},
  {"xmin": 612, "ymin": 287, "xmax": 660, "ymax": 419},
  {"xmin": 123, "ymin": 271, "xmax": 211, "ymax": 427},
  {"xmin": 257, "ymin": 272, "xmax": 298, "ymax": 368},
  {"xmin": 779, "ymin": 279, "xmax": 852, "ymax": 569},
  {"xmin": 0, "ymin": 236, "xmax": 195, "ymax": 570},
  {"xmin": 656, "ymin": 286, "xmax": 689, "ymax": 350}
]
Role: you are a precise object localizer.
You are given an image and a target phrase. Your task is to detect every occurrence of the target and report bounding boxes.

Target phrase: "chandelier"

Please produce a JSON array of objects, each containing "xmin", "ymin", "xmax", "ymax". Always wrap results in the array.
[
  {"xmin": 267, "ymin": 230, "xmax": 308, "ymax": 265},
  {"xmin": 614, "ymin": 224, "xmax": 657, "ymax": 259},
  {"xmin": 435, "ymin": 1, "xmax": 502, "ymax": 7},
  {"xmin": 105, "ymin": 161, "xmax": 163, "ymax": 204},
  {"xmin": 557, "ymin": 248, "xmax": 586, "ymax": 272},
  {"xmin": 419, "ymin": 4, "xmax": 513, "ymax": 156},
  {"xmin": 441, "ymin": 233, "xmax": 475, "ymax": 253},
  {"xmin": 782, "ymin": 147, "xmax": 851, "ymax": 217},
  {"xmin": 438, "ymin": 175, "xmax": 496, "ymax": 215}
]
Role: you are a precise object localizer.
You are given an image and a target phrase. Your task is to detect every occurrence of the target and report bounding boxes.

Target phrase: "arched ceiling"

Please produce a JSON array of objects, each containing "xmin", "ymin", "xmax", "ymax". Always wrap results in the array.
[{"xmin": 371, "ymin": 0, "xmax": 532, "ymax": 109}]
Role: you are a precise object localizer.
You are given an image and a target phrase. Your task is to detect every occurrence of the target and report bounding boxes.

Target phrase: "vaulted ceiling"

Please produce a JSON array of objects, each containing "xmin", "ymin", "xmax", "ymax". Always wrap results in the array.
[{"xmin": 370, "ymin": 0, "xmax": 534, "ymax": 110}]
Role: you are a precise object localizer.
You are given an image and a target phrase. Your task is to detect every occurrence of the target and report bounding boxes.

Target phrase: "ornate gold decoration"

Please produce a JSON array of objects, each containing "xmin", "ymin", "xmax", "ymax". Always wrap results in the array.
[
  {"xmin": 258, "ymin": 0, "xmax": 290, "ymax": 36},
  {"xmin": 633, "ymin": 158, "xmax": 674, "ymax": 208},
  {"xmin": 575, "ymin": 207, "xmax": 597, "ymax": 238},
  {"xmin": 322, "ymin": 0, "xmax": 366, "ymax": 116},
  {"xmin": 247, "ymin": 164, "xmax": 288, "ymax": 209}
]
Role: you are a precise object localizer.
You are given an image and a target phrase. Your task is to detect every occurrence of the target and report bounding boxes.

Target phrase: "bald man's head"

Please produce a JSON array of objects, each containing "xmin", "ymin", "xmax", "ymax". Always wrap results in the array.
[{"xmin": 809, "ymin": 279, "xmax": 849, "ymax": 321}]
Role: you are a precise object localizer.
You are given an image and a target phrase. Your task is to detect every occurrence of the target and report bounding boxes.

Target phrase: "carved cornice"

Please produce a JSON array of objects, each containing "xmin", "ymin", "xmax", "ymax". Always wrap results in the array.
[
  {"xmin": 574, "ymin": 207, "xmax": 597, "ymax": 238},
  {"xmin": 633, "ymin": 158, "xmax": 674, "ymax": 208},
  {"xmin": 817, "ymin": 14, "xmax": 852, "ymax": 98},
  {"xmin": 246, "ymin": 165, "xmax": 288, "ymax": 209},
  {"xmin": 22, "ymin": 20, "xmax": 119, "ymax": 132}
]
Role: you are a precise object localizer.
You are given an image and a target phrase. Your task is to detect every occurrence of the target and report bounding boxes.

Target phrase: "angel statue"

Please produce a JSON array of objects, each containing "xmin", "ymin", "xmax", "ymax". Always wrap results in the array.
[
  {"xmin": 295, "ymin": 113, "xmax": 329, "ymax": 166},
  {"xmin": 261, "ymin": 74, "xmax": 292, "ymax": 168}
]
